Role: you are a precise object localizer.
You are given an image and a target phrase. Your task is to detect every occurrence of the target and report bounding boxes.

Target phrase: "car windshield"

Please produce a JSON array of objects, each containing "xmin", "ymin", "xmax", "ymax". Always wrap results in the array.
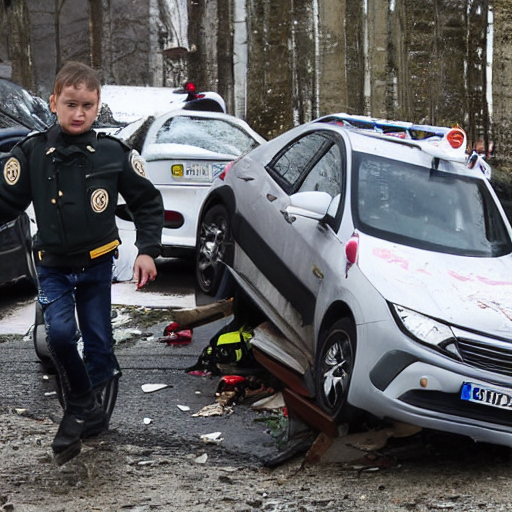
[
  {"xmin": 155, "ymin": 116, "xmax": 259, "ymax": 156},
  {"xmin": 0, "ymin": 79, "xmax": 54, "ymax": 130},
  {"xmin": 353, "ymin": 152, "xmax": 512, "ymax": 257}
]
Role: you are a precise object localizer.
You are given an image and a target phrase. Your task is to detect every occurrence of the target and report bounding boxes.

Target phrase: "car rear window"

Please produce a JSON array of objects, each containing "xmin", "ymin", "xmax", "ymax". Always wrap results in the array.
[
  {"xmin": 155, "ymin": 116, "xmax": 259, "ymax": 156},
  {"xmin": 353, "ymin": 152, "xmax": 512, "ymax": 257}
]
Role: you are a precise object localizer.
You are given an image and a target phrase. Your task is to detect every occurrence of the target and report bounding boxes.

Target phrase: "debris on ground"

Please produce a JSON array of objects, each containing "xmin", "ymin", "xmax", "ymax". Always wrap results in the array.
[
  {"xmin": 141, "ymin": 383, "xmax": 170, "ymax": 393},
  {"xmin": 163, "ymin": 298, "xmax": 234, "ymax": 332},
  {"xmin": 252, "ymin": 392, "xmax": 286, "ymax": 411},
  {"xmin": 158, "ymin": 328, "xmax": 193, "ymax": 345},
  {"xmin": 194, "ymin": 453, "xmax": 208, "ymax": 464},
  {"xmin": 200, "ymin": 432, "xmax": 223, "ymax": 444},
  {"xmin": 192, "ymin": 403, "xmax": 230, "ymax": 417}
]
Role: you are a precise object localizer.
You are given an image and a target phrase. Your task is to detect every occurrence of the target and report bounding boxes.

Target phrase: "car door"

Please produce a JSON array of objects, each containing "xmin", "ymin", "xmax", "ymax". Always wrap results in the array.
[{"xmin": 232, "ymin": 129, "xmax": 346, "ymax": 353}]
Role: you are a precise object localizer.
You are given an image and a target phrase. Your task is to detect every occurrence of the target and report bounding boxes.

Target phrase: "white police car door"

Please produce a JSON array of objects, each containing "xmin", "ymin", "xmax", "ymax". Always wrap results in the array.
[{"xmin": 233, "ymin": 129, "xmax": 346, "ymax": 351}]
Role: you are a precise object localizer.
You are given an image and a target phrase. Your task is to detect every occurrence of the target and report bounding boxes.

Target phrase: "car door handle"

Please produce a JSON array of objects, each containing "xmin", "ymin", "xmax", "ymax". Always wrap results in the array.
[
  {"xmin": 267, "ymin": 194, "xmax": 277, "ymax": 202},
  {"xmin": 237, "ymin": 175, "xmax": 254, "ymax": 182}
]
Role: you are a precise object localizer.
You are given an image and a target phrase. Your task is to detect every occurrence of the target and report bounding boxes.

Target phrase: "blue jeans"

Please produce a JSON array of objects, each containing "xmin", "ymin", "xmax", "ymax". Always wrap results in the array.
[{"xmin": 37, "ymin": 258, "xmax": 118, "ymax": 399}]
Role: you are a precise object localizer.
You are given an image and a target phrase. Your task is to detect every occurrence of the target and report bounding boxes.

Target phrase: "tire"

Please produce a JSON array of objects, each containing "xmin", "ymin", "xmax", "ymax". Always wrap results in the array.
[
  {"xmin": 19, "ymin": 213, "xmax": 37, "ymax": 292},
  {"xmin": 33, "ymin": 301, "xmax": 53, "ymax": 366},
  {"xmin": 196, "ymin": 204, "xmax": 234, "ymax": 296},
  {"xmin": 315, "ymin": 318, "xmax": 357, "ymax": 422}
]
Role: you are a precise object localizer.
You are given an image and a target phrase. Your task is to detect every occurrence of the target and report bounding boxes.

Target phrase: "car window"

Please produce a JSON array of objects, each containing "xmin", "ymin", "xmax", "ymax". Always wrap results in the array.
[
  {"xmin": 155, "ymin": 116, "xmax": 259, "ymax": 156},
  {"xmin": 268, "ymin": 132, "xmax": 332, "ymax": 191},
  {"xmin": 298, "ymin": 144, "xmax": 342, "ymax": 198},
  {"xmin": 0, "ymin": 79, "xmax": 53, "ymax": 130},
  {"xmin": 353, "ymin": 152, "xmax": 512, "ymax": 257}
]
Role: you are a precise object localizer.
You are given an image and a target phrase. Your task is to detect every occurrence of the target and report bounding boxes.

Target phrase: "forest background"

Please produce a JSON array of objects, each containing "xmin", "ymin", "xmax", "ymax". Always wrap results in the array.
[{"xmin": 1, "ymin": 0, "xmax": 512, "ymax": 175}]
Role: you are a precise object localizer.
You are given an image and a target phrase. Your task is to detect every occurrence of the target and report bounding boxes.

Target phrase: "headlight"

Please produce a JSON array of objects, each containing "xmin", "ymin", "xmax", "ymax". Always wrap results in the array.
[{"xmin": 391, "ymin": 304, "xmax": 461, "ymax": 359}]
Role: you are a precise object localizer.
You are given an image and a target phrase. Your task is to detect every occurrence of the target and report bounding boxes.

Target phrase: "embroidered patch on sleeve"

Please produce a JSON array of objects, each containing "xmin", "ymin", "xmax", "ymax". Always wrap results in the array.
[
  {"xmin": 130, "ymin": 150, "xmax": 148, "ymax": 178},
  {"xmin": 3, "ymin": 157, "xmax": 21, "ymax": 185}
]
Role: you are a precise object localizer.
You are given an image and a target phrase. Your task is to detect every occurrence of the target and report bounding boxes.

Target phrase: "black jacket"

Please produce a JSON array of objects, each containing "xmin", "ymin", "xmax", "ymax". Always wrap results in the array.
[{"xmin": 0, "ymin": 125, "xmax": 163, "ymax": 260}]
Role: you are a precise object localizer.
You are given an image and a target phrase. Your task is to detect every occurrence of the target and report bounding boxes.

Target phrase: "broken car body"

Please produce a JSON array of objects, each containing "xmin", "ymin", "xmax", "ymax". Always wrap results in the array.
[{"xmin": 196, "ymin": 114, "xmax": 512, "ymax": 447}]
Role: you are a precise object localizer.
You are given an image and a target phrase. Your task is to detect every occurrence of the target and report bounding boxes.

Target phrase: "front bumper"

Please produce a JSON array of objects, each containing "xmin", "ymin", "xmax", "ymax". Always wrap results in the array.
[{"xmin": 350, "ymin": 320, "xmax": 512, "ymax": 447}]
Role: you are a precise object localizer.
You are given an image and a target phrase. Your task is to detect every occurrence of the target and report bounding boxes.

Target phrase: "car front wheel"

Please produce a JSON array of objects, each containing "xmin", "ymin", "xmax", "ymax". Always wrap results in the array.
[
  {"xmin": 315, "ymin": 318, "xmax": 356, "ymax": 422},
  {"xmin": 196, "ymin": 204, "xmax": 233, "ymax": 296}
]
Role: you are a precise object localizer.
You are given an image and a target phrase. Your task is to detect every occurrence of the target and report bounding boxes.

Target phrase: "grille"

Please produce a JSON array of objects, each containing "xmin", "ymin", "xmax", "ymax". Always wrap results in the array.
[
  {"xmin": 457, "ymin": 337, "xmax": 512, "ymax": 377},
  {"xmin": 400, "ymin": 390, "xmax": 512, "ymax": 427}
]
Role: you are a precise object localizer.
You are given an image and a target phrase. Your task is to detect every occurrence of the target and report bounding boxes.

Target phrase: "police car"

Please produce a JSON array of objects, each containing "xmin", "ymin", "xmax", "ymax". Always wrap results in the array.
[{"xmin": 196, "ymin": 113, "xmax": 512, "ymax": 447}]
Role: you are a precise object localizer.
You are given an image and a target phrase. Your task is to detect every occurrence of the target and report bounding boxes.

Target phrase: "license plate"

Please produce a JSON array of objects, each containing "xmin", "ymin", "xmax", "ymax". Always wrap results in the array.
[
  {"xmin": 460, "ymin": 381, "xmax": 512, "ymax": 410},
  {"xmin": 185, "ymin": 163, "xmax": 210, "ymax": 180}
]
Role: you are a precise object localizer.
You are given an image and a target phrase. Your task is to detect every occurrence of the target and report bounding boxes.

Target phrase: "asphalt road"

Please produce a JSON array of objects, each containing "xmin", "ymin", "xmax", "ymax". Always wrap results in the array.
[
  {"xmin": 0, "ymin": 257, "xmax": 283, "ymax": 466},
  {"xmin": 2, "ymin": 256, "xmax": 512, "ymax": 473}
]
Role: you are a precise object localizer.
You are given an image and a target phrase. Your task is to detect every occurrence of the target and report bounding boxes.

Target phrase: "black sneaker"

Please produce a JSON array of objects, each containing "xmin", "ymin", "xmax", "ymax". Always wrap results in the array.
[
  {"xmin": 52, "ymin": 413, "xmax": 85, "ymax": 466},
  {"xmin": 81, "ymin": 405, "xmax": 108, "ymax": 439}
]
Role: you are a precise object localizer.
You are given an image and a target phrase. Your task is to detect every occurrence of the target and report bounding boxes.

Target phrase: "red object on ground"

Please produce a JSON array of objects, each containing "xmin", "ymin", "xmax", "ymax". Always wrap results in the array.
[
  {"xmin": 217, "ymin": 375, "xmax": 248, "ymax": 392},
  {"xmin": 165, "ymin": 329, "xmax": 193, "ymax": 345},
  {"xmin": 163, "ymin": 321, "xmax": 181, "ymax": 336}
]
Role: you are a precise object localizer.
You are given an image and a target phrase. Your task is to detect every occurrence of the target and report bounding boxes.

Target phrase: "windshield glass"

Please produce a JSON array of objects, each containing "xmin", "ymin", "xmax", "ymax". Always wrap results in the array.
[
  {"xmin": 353, "ymin": 152, "xmax": 512, "ymax": 257},
  {"xmin": 155, "ymin": 116, "xmax": 259, "ymax": 156},
  {"xmin": 0, "ymin": 79, "xmax": 54, "ymax": 130}
]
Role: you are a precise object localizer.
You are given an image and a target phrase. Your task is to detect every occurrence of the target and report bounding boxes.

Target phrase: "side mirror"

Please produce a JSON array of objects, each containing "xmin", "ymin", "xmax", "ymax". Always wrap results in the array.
[{"xmin": 287, "ymin": 191, "xmax": 333, "ymax": 220}]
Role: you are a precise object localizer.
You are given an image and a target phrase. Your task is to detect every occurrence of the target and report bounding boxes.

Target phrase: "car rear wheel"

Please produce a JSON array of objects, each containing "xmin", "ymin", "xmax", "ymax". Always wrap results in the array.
[
  {"xmin": 196, "ymin": 204, "xmax": 233, "ymax": 296},
  {"xmin": 315, "ymin": 318, "xmax": 356, "ymax": 422},
  {"xmin": 33, "ymin": 301, "xmax": 52, "ymax": 366}
]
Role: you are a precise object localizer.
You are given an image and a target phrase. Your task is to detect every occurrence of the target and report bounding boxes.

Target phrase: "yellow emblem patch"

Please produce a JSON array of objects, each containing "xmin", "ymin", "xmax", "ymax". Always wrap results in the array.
[
  {"xmin": 130, "ymin": 150, "xmax": 147, "ymax": 178},
  {"xmin": 4, "ymin": 157, "xmax": 21, "ymax": 186},
  {"xmin": 90, "ymin": 188, "xmax": 109, "ymax": 213}
]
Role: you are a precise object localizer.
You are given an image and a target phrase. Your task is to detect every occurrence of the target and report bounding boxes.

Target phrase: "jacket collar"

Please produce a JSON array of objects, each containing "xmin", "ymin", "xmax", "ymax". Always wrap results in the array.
[{"xmin": 45, "ymin": 125, "xmax": 98, "ymax": 160}]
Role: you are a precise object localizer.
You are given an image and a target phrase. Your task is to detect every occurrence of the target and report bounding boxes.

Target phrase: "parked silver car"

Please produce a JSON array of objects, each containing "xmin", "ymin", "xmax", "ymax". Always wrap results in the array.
[{"xmin": 196, "ymin": 114, "xmax": 512, "ymax": 447}]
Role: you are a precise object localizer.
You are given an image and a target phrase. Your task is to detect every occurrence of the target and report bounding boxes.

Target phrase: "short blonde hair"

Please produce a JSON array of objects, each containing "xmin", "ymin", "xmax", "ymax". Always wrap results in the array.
[{"xmin": 53, "ymin": 61, "xmax": 101, "ymax": 97}]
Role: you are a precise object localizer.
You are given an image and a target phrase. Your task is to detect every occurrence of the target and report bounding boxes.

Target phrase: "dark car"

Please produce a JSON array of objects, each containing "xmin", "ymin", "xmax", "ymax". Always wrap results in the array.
[
  {"xmin": 0, "ymin": 211, "xmax": 37, "ymax": 290},
  {"xmin": 0, "ymin": 79, "xmax": 53, "ymax": 290}
]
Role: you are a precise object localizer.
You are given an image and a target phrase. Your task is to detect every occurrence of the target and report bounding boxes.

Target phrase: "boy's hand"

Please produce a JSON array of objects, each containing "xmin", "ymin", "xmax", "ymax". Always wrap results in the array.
[{"xmin": 133, "ymin": 254, "xmax": 158, "ymax": 289}]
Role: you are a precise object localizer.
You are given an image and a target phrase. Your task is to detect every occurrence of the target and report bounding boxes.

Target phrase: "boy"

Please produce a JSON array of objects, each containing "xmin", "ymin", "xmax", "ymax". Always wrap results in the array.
[{"xmin": 0, "ymin": 61, "xmax": 164, "ymax": 465}]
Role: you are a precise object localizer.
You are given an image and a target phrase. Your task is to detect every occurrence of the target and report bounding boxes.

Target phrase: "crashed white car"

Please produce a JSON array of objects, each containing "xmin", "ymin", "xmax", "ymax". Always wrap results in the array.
[
  {"xmin": 115, "ymin": 109, "xmax": 265, "ymax": 261},
  {"xmin": 196, "ymin": 113, "xmax": 512, "ymax": 447}
]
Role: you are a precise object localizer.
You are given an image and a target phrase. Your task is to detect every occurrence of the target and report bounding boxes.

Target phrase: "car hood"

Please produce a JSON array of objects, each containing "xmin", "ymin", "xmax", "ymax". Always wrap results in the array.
[{"xmin": 357, "ymin": 235, "xmax": 512, "ymax": 337}]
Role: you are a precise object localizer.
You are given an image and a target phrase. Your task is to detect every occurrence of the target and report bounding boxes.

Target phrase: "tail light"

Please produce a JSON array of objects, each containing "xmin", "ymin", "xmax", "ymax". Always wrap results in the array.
[
  {"xmin": 219, "ymin": 161, "xmax": 234, "ymax": 181},
  {"xmin": 446, "ymin": 128, "xmax": 465, "ymax": 149},
  {"xmin": 345, "ymin": 236, "xmax": 359, "ymax": 265}
]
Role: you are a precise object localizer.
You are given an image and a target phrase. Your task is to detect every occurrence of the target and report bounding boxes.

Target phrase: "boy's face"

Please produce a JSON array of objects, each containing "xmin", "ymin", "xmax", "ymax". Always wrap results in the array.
[{"xmin": 50, "ymin": 83, "xmax": 100, "ymax": 136}]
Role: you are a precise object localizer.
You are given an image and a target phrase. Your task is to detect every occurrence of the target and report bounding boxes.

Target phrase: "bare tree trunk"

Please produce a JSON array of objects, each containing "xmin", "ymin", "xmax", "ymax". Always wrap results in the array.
[
  {"xmin": 491, "ymin": 0, "xmax": 512, "ymax": 168},
  {"xmin": 217, "ymin": 0, "xmax": 234, "ymax": 113},
  {"xmin": 467, "ymin": 0, "xmax": 490, "ymax": 153},
  {"xmin": 101, "ymin": 0, "xmax": 114, "ymax": 83},
  {"xmin": 291, "ymin": 0, "xmax": 316, "ymax": 123},
  {"xmin": 246, "ymin": 0, "xmax": 293, "ymax": 139},
  {"xmin": 367, "ymin": 0, "xmax": 388, "ymax": 117},
  {"xmin": 318, "ymin": 0, "xmax": 346, "ymax": 116},
  {"xmin": 2, "ymin": 0, "xmax": 32, "ymax": 89},
  {"xmin": 434, "ymin": 0, "xmax": 466, "ymax": 128},
  {"xmin": 390, "ymin": 0, "xmax": 412, "ymax": 120},
  {"xmin": 89, "ymin": 0, "xmax": 103, "ymax": 71},
  {"xmin": 55, "ymin": 0, "xmax": 66, "ymax": 71},
  {"xmin": 345, "ymin": 0, "xmax": 364, "ymax": 115}
]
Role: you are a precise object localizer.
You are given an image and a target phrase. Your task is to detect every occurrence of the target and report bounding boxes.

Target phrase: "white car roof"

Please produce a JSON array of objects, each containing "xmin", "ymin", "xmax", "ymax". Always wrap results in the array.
[{"xmin": 100, "ymin": 85, "xmax": 228, "ymax": 124}]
